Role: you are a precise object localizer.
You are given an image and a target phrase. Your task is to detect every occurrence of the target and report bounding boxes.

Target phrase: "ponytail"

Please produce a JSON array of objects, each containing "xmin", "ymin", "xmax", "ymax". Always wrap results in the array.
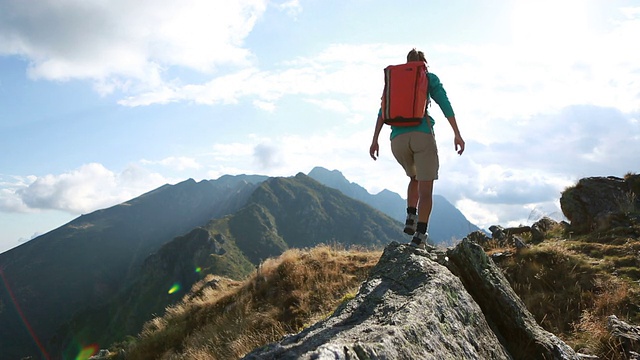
[{"xmin": 407, "ymin": 48, "xmax": 427, "ymax": 63}]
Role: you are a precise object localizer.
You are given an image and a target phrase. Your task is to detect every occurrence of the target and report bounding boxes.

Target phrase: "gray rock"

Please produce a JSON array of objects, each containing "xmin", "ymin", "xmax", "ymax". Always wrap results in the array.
[
  {"xmin": 531, "ymin": 217, "xmax": 558, "ymax": 243},
  {"xmin": 467, "ymin": 230, "xmax": 492, "ymax": 245},
  {"xmin": 489, "ymin": 225, "xmax": 507, "ymax": 240},
  {"xmin": 608, "ymin": 315, "xmax": 640, "ymax": 358},
  {"xmin": 447, "ymin": 239, "xmax": 577, "ymax": 359},
  {"xmin": 504, "ymin": 226, "xmax": 532, "ymax": 235},
  {"xmin": 244, "ymin": 240, "xmax": 578, "ymax": 360},
  {"xmin": 489, "ymin": 225, "xmax": 534, "ymax": 248},
  {"xmin": 513, "ymin": 235, "xmax": 529, "ymax": 249},
  {"xmin": 560, "ymin": 176, "xmax": 639, "ymax": 233}
]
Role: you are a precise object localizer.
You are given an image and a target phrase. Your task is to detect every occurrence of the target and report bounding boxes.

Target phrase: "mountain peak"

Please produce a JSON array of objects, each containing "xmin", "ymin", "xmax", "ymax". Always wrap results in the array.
[
  {"xmin": 307, "ymin": 167, "xmax": 481, "ymax": 243},
  {"xmin": 308, "ymin": 166, "xmax": 350, "ymax": 185},
  {"xmin": 309, "ymin": 166, "xmax": 344, "ymax": 176}
]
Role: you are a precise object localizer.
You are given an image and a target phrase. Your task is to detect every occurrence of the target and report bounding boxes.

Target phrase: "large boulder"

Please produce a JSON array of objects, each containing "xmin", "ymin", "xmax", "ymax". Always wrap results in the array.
[
  {"xmin": 447, "ymin": 239, "xmax": 576, "ymax": 359},
  {"xmin": 560, "ymin": 176, "xmax": 639, "ymax": 234},
  {"xmin": 531, "ymin": 217, "xmax": 559, "ymax": 244},
  {"xmin": 243, "ymin": 240, "xmax": 578, "ymax": 360}
]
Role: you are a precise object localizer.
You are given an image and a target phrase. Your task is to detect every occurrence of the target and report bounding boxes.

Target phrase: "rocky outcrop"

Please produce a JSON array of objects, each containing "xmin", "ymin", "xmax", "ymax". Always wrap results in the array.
[
  {"xmin": 560, "ymin": 175, "xmax": 640, "ymax": 233},
  {"xmin": 447, "ymin": 238, "xmax": 576, "ymax": 359},
  {"xmin": 531, "ymin": 217, "xmax": 559, "ymax": 243},
  {"xmin": 473, "ymin": 218, "xmax": 559, "ymax": 249},
  {"xmin": 608, "ymin": 315, "xmax": 640, "ymax": 359},
  {"xmin": 243, "ymin": 240, "xmax": 578, "ymax": 360}
]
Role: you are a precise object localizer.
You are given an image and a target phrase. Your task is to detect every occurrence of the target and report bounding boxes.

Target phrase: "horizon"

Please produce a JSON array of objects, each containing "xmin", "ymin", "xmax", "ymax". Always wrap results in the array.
[
  {"xmin": 0, "ymin": 166, "xmax": 565, "ymax": 255},
  {"xmin": 1, "ymin": 0, "xmax": 639, "ymax": 253}
]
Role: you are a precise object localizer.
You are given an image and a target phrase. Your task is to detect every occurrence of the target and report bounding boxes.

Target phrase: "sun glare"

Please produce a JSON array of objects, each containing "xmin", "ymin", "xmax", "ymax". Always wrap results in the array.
[{"xmin": 511, "ymin": 0, "xmax": 590, "ymax": 53}]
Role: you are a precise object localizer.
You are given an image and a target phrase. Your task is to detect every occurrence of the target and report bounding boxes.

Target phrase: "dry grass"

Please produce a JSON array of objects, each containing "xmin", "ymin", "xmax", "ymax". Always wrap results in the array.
[
  {"xmin": 570, "ymin": 275, "xmax": 636, "ymax": 357},
  {"xmin": 487, "ymin": 221, "xmax": 640, "ymax": 358},
  {"xmin": 499, "ymin": 240, "xmax": 598, "ymax": 334},
  {"xmin": 119, "ymin": 220, "xmax": 640, "ymax": 359},
  {"xmin": 124, "ymin": 245, "xmax": 381, "ymax": 360}
]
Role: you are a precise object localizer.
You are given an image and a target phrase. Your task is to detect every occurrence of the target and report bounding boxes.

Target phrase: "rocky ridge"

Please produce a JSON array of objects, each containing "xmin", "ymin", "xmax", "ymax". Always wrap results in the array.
[{"xmin": 243, "ymin": 240, "xmax": 577, "ymax": 360}]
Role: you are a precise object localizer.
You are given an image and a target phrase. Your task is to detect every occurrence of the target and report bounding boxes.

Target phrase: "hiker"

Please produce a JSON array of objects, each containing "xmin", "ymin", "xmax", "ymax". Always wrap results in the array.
[{"xmin": 369, "ymin": 48, "xmax": 465, "ymax": 248}]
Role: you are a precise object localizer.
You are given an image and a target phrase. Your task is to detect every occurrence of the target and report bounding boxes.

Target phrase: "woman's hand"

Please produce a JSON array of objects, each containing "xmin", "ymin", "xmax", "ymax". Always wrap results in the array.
[
  {"xmin": 369, "ymin": 142, "xmax": 380, "ymax": 160},
  {"xmin": 454, "ymin": 135, "xmax": 465, "ymax": 155}
]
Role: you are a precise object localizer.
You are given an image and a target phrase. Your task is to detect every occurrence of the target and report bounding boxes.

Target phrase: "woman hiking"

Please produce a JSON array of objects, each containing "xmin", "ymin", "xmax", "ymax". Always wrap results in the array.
[{"xmin": 369, "ymin": 48, "xmax": 465, "ymax": 248}]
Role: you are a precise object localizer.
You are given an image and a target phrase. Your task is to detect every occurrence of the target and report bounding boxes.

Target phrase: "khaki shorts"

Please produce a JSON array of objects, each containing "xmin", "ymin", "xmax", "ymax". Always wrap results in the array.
[{"xmin": 390, "ymin": 132, "xmax": 439, "ymax": 181}]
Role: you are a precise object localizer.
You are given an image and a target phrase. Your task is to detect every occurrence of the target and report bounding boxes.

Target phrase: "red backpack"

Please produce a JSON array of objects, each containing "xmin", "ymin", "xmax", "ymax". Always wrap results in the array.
[{"xmin": 380, "ymin": 61, "xmax": 429, "ymax": 126}]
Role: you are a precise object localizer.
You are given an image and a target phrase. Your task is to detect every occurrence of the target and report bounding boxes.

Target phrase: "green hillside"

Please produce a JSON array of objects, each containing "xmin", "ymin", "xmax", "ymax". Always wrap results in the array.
[
  {"xmin": 53, "ymin": 173, "xmax": 402, "ymax": 358},
  {"xmin": 0, "ymin": 176, "xmax": 264, "ymax": 359}
]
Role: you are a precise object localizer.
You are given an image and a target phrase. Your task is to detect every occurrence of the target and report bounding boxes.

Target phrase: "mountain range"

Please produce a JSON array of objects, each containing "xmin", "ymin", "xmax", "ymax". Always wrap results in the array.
[
  {"xmin": 0, "ymin": 167, "xmax": 480, "ymax": 359},
  {"xmin": 307, "ymin": 166, "xmax": 480, "ymax": 243}
]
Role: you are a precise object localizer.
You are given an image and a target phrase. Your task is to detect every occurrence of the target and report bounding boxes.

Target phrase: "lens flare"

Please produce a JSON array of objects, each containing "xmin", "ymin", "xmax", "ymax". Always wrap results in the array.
[
  {"xmin": 0, "ymin": 267, "xmax": 51, "ymax": 359},
  {"xmin": 168, "ymin": 282, "xmax": 181, "ymax": 294},
  {"xmin": 75, "ymin": 344, "xmax": 98, "ymax": 360},
  {"xmin": 195, "ymin": 267, "xmax": 202, "ymax": 273}
]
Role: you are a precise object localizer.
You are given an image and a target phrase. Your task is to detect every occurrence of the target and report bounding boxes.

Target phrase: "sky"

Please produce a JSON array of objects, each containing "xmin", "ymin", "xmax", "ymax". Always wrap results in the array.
[{"xmin": 0, "ymin": 0, "xmax": 639, "ymax": 254}]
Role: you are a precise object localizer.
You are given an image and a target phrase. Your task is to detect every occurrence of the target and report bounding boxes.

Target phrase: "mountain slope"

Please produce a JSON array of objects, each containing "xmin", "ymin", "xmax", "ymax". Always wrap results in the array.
[
  {"xmin": 308, "ymin": 166, "xmax": 481, "ymax": 243},
  {"xmin": 0, "ymin": 175, "xmax": 266, "ymax": 360},
  {"xmin": 246, "ymin": 173, "xmax": 400, "ymax": 249},
  {"xmin": 1, "ymin": 168, "xmax": 475, "ymax": 359},
  {"xmin": 51, "ymin": 173, "xmax": 402, "ymax": 358},
  {"xmin": 113, "ymin": 173, "xmax": 640, "ymax": 359}
]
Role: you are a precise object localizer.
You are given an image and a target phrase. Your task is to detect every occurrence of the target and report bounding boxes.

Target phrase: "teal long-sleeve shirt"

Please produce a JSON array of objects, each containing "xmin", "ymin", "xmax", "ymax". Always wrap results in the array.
[{"xmin": 380, "ymin": 72, "xmax": 455, "ymax": 140}]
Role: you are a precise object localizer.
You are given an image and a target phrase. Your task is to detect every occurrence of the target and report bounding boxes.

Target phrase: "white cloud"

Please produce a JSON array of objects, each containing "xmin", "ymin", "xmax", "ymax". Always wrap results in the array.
[
  {"xmin": 510, "ymin": 0, "xmax": 590, "ymax": 55},
  {"xmin": 442, "ymin": 162, "xmax": 571, "ymax": 206},
  {"xmin": 253, "ymin": 99, "xmax": 276, "ymax": 112},
  {"xmin": 0, "ymin": 175, "xmax": 38, "ymax": 212},
  {"xmin": 432, "ymin": 104, "xmax": 639, "ymax": 230},
  {"xmin": 305, "ymin": 98, "xmax": 350, "ymax": 113},
  {"xmin": 208, "ymin": 141, "xmax": 255, "ymax": 163},
  {"xmin": 141, "ymin": 156, "xmax": 202, "ymax": 171},
  {"xmin": 117, "ymin": 43, "xmax": 401, "ymax": 109},
  {"xmin": 455, "ymin": 198, "xmax": 501, "ymax": 229},
  {"xmin": 439, "ymin": 7, "xmax": 640, "ymax": 128},
  {"xmin": 621, "ymin": 7, "xmax": 640, "ymax": 18},
  {"xmin": 455, "ymin": 198, "xmax": 565, "ymax": 231},
  {"xmin": 276, "ymin": 0, "xmax": 302, "ymax": 18},
  {"xmin": 117, "ymin": 20, "xmax": 639, "ymax": 149},
  {"xmin": 0, "ymin": 188, "xmax": 30, "ymax": 213},
  {"xmin": 0, "ymin": 0, "xmax": 267, "ymax": 89},
  {"xmin": 1, "ymin": 2, "xmax": 637, "ymax": 120},
  {"xmin": 16, "ymin": 163, "xmax": 119, "ymax": 213},
  {"xmin": 2, "ymin": 163, "xmax": 171, "ymax": 214}
]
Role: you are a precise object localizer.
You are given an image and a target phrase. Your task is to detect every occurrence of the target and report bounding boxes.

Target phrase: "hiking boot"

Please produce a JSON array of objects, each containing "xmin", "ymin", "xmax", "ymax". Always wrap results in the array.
[
  {"xmin": 409, "ymin": 231, "xmax": 428, "ymax": 249},
  {"xmin": 404, "ymin": 213, "xmax": 418, "ymax": 235}
]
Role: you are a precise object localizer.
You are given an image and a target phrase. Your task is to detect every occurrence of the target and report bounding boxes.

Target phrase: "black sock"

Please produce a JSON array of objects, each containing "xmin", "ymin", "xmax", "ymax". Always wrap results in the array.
[
  {"xmin": 416, "ymin": 222, "xmax": 428, "ymax": 234},
  {"xmin": 407, "ymin": 207, "xmax": 417, "ymax": 215}
]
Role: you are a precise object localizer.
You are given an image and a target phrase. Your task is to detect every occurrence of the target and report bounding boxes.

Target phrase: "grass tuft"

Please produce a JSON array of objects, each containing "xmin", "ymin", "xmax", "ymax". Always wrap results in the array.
[{"xmin": 123, "ymin": 245, "xmax": 381, "ymax": 359}]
